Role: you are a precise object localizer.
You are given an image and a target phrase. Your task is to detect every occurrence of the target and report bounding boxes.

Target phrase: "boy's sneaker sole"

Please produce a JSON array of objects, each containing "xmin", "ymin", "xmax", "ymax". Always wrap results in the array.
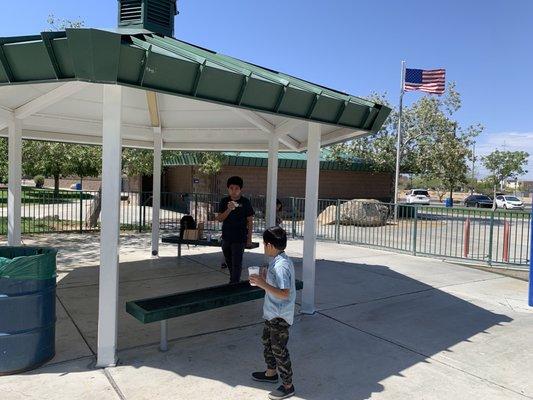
[
  {"xmin": 251, "ymin": 371, "xmax": 279, "ymax": 383},
  {"xmin": 268, "ymin": 385, "xmax": 295, "ymax": 400}
]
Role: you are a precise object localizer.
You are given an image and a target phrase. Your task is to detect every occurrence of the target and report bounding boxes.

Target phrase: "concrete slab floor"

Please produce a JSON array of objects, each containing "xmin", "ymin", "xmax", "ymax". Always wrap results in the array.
[
  {"xmin": 109, "ymin": 314, "xmax": 527, "ymax": 400},
  {"xmin": 0, "ymin": 233, "xmax": 531, "ymax": 400}
]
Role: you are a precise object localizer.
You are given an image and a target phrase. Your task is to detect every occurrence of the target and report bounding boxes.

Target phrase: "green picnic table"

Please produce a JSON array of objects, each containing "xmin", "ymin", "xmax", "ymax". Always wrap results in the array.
[{"xmin": 162, "ymin": 235, "xmax": 259, "ymax": 258}]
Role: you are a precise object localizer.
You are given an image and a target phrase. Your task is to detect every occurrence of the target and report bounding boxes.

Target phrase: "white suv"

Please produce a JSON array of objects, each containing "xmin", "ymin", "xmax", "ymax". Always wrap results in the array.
[
  {"xmin": 406, "ymin": 189, "xmax": 431, "ymax": 205},
  {"xmin": 495, "ymin": 195, "xmax": 524, "ymax": 210}
]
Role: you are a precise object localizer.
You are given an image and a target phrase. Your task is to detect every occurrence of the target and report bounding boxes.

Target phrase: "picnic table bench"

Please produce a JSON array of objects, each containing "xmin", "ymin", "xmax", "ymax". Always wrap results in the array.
[
  {"xmin": 126, "ymin": 280, "xmax": 304, "ymax": 351},
  {"xmin": 162, "ymin": 235, "xmax": 259, "ymax": 258}
]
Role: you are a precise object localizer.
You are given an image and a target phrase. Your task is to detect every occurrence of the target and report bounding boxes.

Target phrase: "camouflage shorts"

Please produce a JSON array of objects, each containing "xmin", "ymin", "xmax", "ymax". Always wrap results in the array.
[{"xmin": 262, "ymin": 318, "xmax": 293, "ymax": 386}]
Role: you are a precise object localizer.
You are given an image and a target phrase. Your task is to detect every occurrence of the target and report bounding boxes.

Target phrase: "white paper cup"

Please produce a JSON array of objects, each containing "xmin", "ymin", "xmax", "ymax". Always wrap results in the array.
[{"xmin": 248, "ymin": 266, "xmax": 260, "ymax": 285}]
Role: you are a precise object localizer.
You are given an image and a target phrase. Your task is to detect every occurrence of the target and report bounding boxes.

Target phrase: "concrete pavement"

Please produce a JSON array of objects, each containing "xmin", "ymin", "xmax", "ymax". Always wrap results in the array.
[{"xmin": 0, "ymin": 233, "xmax": 531, "ymax": 399}]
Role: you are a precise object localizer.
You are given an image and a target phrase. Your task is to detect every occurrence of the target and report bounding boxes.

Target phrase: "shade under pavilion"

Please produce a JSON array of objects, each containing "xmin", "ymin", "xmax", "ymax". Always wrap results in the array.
[{"xmin": 0, "ymin": 26, "xmax": 390, "ymax": 367}]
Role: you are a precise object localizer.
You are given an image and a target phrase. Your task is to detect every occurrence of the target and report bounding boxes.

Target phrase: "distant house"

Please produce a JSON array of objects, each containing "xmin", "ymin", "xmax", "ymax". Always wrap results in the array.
[{"xmin": 155, "ymin": 152, "xmax": 393, "ymax": 201}]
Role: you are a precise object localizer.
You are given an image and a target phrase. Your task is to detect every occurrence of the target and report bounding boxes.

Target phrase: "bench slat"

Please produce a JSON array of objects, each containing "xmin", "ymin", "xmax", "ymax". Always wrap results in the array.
[{"xmin": 126, "ymin": 280, "xmax": 304, "ymax": 324}]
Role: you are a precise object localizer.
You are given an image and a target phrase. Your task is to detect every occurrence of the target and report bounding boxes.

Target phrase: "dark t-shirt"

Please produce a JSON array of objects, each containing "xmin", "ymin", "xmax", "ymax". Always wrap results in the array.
[{"xmin": 219, "ymin": 196, "xmax": 254, "ymax": 243}]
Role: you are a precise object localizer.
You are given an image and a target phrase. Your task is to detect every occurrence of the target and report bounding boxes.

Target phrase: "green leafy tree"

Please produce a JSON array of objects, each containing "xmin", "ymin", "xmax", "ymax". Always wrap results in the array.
[
  {"xmin": 46, "ymin": 14, "xmax": 85, "ymax": 30},
  {"xmin": 326, "ymin": 83, "xmax": 482, "ymax": 199},
  {"xmin": 482, "ymin": 150, "xmax": 529, "ymax": 191},
  {"xmin": 66, "ymin": 145, "xmax": 102, "ymax": 187},
  {"xmin": 197, "ymin": 152, "xmax": 226, "ymax": 193},
  {"xmin": 22, "ymin": 141, "xmax": 72, "ymax": 195},
  {"xmin": 0, "ymin": 138, "xmax": 7, "ymax": 183}
]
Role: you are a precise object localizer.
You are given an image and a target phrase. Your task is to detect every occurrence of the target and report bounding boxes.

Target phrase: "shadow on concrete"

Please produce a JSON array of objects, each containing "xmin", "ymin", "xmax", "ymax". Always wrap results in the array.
[{"xmin": 21, "ymin": 246, "xmax": 513, "ymax": 400}]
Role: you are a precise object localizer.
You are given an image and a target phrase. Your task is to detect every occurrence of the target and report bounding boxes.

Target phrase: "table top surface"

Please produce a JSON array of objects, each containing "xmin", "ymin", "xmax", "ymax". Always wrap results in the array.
[{"xmin": 162, "ymin": 236, "xmax": 259, "ymax": 249}]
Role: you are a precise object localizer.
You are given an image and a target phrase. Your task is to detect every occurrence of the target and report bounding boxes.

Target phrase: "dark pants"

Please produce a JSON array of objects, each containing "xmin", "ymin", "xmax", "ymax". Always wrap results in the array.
[
  {"xmin": 221, "ymin": 240, "xmax": 245, "ymax": 283},
  {"xmin": 262, "ymin": 318, "xmax": 293, "ymax": 386}
]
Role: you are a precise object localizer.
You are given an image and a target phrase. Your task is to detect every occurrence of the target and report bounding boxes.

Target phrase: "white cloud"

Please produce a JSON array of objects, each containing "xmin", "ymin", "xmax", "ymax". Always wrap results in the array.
[{"xmin": 475, "ymin": 132, "xmax": 533, "ymax": 180}]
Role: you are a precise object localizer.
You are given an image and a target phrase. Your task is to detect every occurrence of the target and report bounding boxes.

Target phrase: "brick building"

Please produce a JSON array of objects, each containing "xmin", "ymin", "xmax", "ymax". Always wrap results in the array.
[{"xmin": 159, "ymin": 152, "xmax": 393, "ymax": 201}]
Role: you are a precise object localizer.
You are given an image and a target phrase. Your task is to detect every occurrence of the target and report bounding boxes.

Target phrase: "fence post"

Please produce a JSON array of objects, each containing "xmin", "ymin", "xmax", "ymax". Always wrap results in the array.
[
  {"xmin": 138, "ymin": 190, "xmax": 143, "ymax": 233},
  {"xmin": 503, "ymin": 220, "xmax": 511, "ymax": 263},
  {"xmin": 335, "ymin": 199, "xmax": 341, "ymax": 243},
  {"xmin": 194, "ymin": 193, "xmax": 198, "ymax": 222},
  {"xmin": 463, "ymin": 217, "xmax": 470, "ymax": 258},
  {"xmin": 487, "ymin": 210, "xmax": 495, "ymax": 267},
  {"xmin": 412, "ymin": 205, "xmax": 418, "ymax": 255},
  {"xmin": 529, "ymin": 193, "xmax": 532, "ymax": 307},
  {"xmin": 291, "ymin": 197, "xmax": 296, "ymax": 238},
  {"xmin": 79, "ymin": 190, "xmax": 83, "ymax": 233}
]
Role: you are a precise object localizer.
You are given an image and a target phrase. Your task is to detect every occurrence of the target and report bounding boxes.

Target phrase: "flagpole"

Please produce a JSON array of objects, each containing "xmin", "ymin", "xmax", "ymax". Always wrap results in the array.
[{"xmin": 394, "ymin": 60, "xmax": 406, "ymax": 221}]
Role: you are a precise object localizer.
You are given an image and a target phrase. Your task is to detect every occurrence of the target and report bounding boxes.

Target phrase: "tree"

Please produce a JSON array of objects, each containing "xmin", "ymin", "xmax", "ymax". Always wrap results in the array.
[
  {"xmin": 0, "ymin": 138, "xmax": 7, "ymax": 183},
  {"xmin": 66, "ymin": 145, "xmax": 102, "ymax": 187},
  {"xmin": 197, "ymin": 152, "xmax": 226, "ymax": 193},
  {"xmin": 46, "ymin": 14, "xmax": 85, "ymax": 30},
  {"xmin": 22, "ymin": 141, "xmax": 72, "ymax": 196},
  {"xmin": 326, "ymin": 83, "xmax": 483, "ymax": 199},
  {"xmin": 482, "ymin": 150, "xmax": 529, "ymax": 191}
]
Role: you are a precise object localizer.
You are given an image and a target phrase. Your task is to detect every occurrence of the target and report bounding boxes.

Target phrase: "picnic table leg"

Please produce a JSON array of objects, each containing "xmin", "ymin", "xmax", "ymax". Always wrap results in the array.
[
  {"xmin": 160, "ymin": 320, "xmax": 168, "ymax": 352},
  {"xmin": 178, "ymin": 243, "xmax": 181, "ymax": 259}
]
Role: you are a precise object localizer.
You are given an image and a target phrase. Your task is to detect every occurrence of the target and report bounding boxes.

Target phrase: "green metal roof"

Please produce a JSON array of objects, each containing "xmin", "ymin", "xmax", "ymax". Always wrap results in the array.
[
  {"xmin": 164, "ymin": 152, "xmax": 373, "ymax": 171},
  {"xmin": 0, "ymin": 29, "xmax": 390, "ymax": 132}
]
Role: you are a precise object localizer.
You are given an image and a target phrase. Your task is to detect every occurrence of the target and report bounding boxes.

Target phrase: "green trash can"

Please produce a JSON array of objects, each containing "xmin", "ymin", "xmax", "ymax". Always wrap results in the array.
[{"xmin": 0, "ymin": 247, "xmax": 57, "ymax": 375}]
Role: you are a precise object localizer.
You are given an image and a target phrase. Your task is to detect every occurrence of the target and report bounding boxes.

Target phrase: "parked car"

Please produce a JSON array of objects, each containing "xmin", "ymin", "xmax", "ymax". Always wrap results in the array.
[
  {"xmin": 463, "ymin": 194, "xmax": 493, "ymax": 208},
  {"xmin": 405, "ymin": 189, "xmax": 431, "ymax": 205},
  {"xmin": 495, "ymin": 195, "xmax": 525, "ymax": 210}
]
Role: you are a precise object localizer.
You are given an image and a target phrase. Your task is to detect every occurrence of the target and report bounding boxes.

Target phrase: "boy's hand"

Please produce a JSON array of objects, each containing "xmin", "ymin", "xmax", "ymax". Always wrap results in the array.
[
  {"xmin": 227, "ymin": 201, "xmax": 236, "ymax": 212},
  {"xmin": 249, "ymin": 274, "xmax": 266, "ymax": 288}
]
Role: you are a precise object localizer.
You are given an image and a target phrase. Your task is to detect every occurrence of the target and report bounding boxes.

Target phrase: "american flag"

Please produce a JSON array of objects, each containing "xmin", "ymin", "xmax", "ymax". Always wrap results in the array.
[{"xmin": 404, "ymin": 68, "xmax": 446, "ymax": 94}]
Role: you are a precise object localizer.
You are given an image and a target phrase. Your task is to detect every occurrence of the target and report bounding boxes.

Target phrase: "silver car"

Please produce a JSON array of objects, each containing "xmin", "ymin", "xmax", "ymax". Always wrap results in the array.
[{"xmin": 495, "ymin": 195, "xmax": 525, "ymax": 210}]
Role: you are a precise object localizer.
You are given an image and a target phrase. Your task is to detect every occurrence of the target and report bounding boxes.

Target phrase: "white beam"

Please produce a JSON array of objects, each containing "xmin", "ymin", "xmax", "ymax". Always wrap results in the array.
[
  {"xmin": 231, "ymin": 108, "xmax": 275, "ymax": 133},
  {"xmin": 278, "ymin": 135, "xmax": 301, "ymax": 151},
  {"xmin": 162, "ymin": 142, "xmax": 295, "ymax": 151},
  {"xmin": 274, "ymin": 119, "xmax": 304, "ymax": 137},
  {"xmin": 266, "ymin": 136, "xmax": 279, "ymax": 227},
  {"xmin": 0, "ymin": 129, "xmax": 154, "ymax": 149},
  {"xmin": 151, "ymin": 126, "xmax": 162, "ymax": 256},
  {"xmin": 307, "ymin": 127, "xmax": 367, "ymax": 148},
  {"xmin": 96, "ymin": 85, "xmax": 123, "ymax": 368},
  {"xmin": 7, "ymin": 115, "xmax": 22, "ymax": 245},
  {"xmin": 0, "ymin": 106, "xmax": 13, "ymax": 131},
  {"xmin": 274, "ymin": 119, "xmax": 304, "ymax": 150},
  {"xmin": 302, "ymin": 122, "xmax": 321, "ymax": 315},
  {"xmin": 14, "ymin": 82, "xmax": 88, "ymax": 120}
]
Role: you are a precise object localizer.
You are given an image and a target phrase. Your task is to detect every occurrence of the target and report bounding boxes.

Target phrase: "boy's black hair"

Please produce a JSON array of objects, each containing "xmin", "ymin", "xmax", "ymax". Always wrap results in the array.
[
  {"xmin": 263, "ymin": 226, "xmax": 287, "ymax": 251},
  {"xmin": 227, "ymin": 176, "xmax": 243, "ymax": 189}
]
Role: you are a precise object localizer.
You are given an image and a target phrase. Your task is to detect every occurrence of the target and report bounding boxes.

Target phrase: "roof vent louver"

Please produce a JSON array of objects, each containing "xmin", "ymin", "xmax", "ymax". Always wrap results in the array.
[{"xmin": 118, "ymin": 0, "xmax": 177, "ymax": 37}]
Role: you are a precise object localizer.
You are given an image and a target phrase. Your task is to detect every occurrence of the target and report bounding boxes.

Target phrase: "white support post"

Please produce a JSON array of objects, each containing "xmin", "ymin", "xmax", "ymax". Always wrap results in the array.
[
  {"xmin": 302, "ymin": 122, "xmax": 321, "ymax": 315},
  {"xmin": 7, "ymin": 116, "xmax": 22, "ymax": 246},
  {"xmin": 96, "ymin": 85, "xmax": 123, "ymax": 368},
  {"xmin": 266, "ymin": 135, "xmax": 279, "ymax": 227},
  {"xmin": 151, "ymin": 126, "xmax": 162, "ymax": 256}
]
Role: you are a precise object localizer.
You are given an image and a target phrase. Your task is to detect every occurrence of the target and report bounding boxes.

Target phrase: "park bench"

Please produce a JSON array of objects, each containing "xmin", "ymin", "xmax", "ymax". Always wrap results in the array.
[{"xmin": 126, "ymin": 280, "xmax": 304, "ymax": 351}]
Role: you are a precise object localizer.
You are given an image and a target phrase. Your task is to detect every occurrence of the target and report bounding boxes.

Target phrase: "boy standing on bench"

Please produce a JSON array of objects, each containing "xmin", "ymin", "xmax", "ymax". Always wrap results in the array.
[
  {"xmin": 217, "ymin": 176, "xmax": 254, "ymax": 284},
  {"xmin": 249, "ymin": 226, "xmax": 296, "ymax": 400}
]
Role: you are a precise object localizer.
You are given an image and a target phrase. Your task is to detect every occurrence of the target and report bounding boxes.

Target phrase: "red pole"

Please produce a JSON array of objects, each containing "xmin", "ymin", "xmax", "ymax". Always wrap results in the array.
[
  {"xmin": 463, "ymin": 217, "xmax": 470, "ymax": 258},
  {"xmin": 503, "ymin": 221, "xmax": 511, "ymax": 263}
]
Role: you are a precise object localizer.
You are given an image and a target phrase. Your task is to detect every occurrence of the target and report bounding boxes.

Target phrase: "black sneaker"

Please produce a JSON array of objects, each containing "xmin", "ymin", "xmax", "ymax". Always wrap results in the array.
[
  {"xmin": 221, "ymin": 262, "xmax": 227, "ymax": 269},
  {"xmin": 268, "ymin": 385, "xmax": 295, "ymax": 400},
  {"xmin": 251, "ymin": 371, "xmax": 279, "ymax": 383}
]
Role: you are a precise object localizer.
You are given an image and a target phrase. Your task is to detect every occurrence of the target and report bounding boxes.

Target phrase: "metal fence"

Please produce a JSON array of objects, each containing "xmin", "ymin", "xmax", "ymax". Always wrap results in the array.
[{"xmin": 0, "ymin": 189, "xmax": 530, "ymax": 269}]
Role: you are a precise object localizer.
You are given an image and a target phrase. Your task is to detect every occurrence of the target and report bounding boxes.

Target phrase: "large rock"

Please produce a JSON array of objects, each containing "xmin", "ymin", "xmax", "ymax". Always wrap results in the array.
[{"xmin": 317, "ymin": 199, "xmax": 389, "ymax": 227}]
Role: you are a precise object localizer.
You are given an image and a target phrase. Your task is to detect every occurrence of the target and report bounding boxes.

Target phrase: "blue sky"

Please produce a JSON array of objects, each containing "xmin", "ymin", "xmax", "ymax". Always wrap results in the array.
[{"xmin": 1, "ymin": 0, "xmax": 532, "ymax": 178}]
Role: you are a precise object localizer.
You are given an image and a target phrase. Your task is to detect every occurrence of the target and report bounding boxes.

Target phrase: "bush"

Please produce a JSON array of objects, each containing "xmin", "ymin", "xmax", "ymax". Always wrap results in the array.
[{"xmin": 33, "ymin": 175, "xmax": 45, "ymax": 188}]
